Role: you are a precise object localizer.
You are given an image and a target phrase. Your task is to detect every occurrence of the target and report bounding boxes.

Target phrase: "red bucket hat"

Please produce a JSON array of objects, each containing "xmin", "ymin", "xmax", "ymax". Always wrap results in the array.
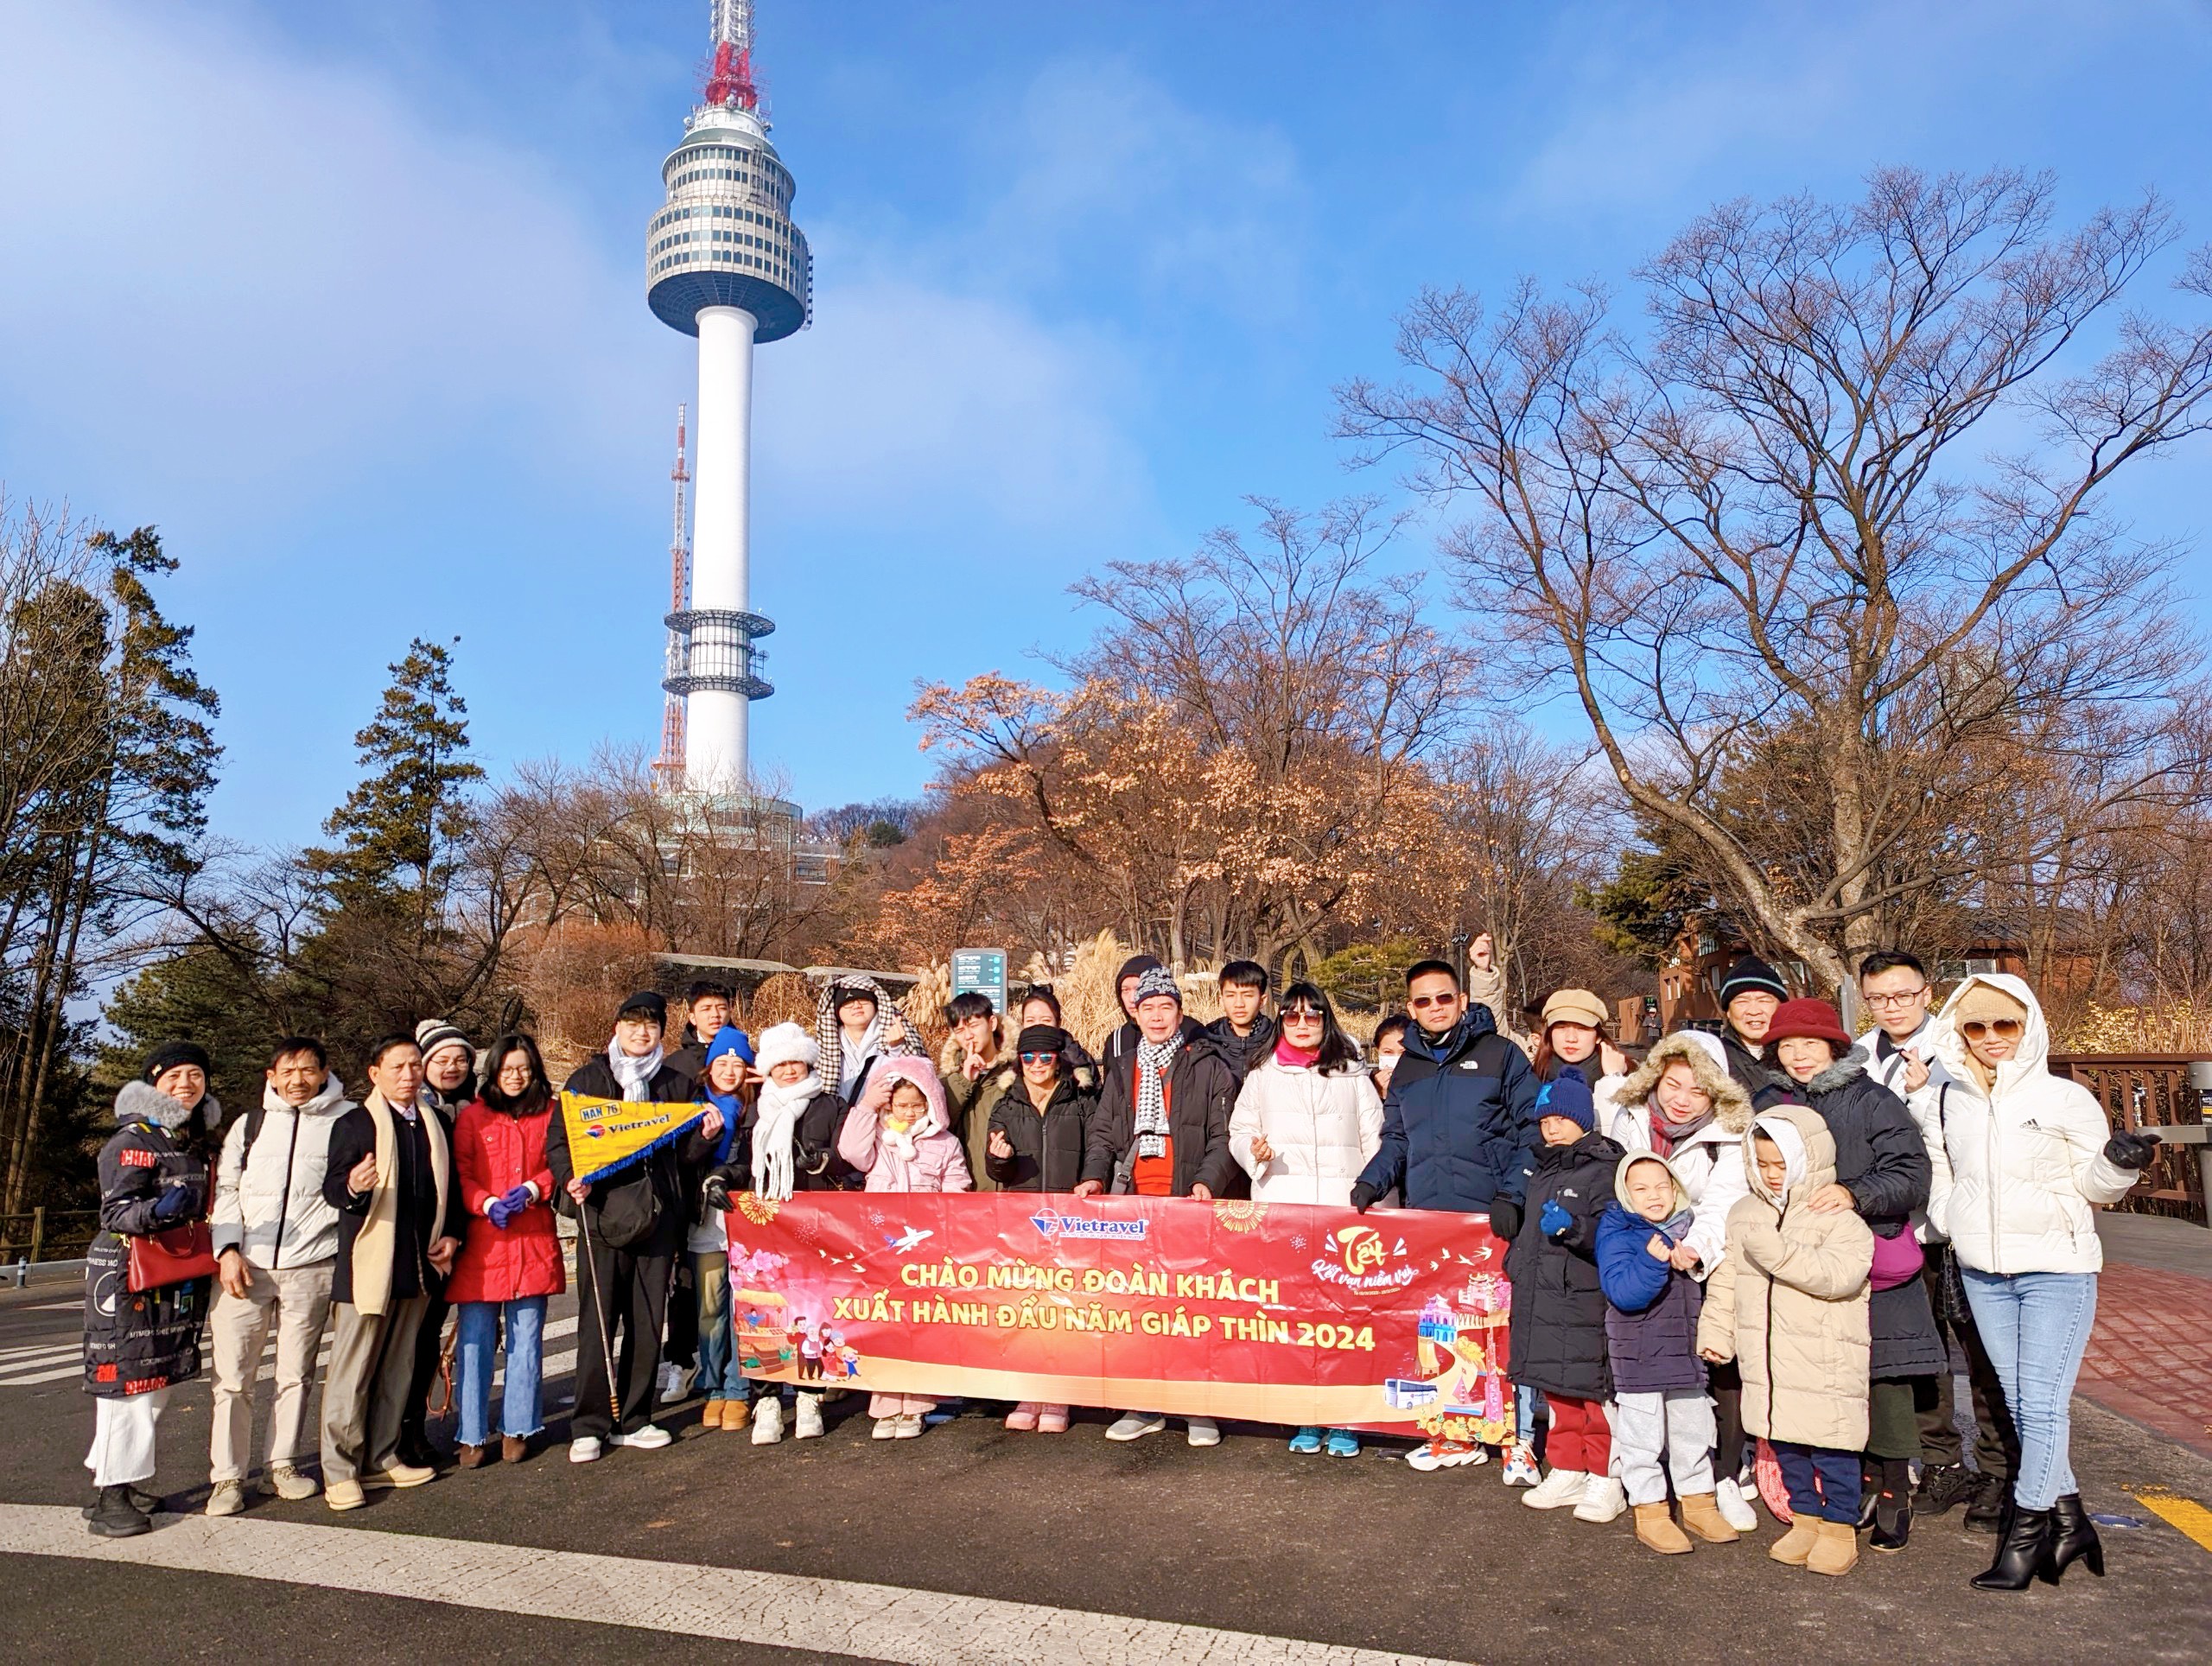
[{"xmin": 1764, "ymin": 998, "xmax": 1853, "ymax": 1050}]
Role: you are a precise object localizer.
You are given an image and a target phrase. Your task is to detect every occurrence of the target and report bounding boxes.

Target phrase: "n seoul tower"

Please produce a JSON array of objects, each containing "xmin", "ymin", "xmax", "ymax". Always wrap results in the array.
[{"xmin": 648, "ymin": 0, "xmax": 812, "ymax": 795}]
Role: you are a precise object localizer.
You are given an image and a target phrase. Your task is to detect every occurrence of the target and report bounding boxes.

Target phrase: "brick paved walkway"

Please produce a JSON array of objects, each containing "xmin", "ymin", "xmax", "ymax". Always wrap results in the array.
[{"xmin": 2075, "ymin": 1261, "xmax": 2212, "ymax": 1458}]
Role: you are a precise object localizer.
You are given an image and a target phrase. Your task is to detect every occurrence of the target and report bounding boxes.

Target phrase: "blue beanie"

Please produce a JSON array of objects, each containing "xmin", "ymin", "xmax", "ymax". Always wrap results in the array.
[{"xmin": 1535, "ymin": 1065, "xmax": 1595, "ymax": 1133}]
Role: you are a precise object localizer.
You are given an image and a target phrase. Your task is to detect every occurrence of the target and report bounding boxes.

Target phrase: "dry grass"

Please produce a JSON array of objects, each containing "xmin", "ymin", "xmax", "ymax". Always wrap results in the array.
[
  {"xmin": 2051, "ymin": 1001, "xmax": 2212, "ymax": 1054},
  {"xmin": 511, "ymin": 919, "xmax": 663, "ymax": 1078}
]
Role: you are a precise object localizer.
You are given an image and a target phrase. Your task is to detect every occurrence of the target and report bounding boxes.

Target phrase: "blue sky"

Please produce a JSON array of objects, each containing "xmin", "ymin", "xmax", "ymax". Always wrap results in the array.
[{"xmin": 3, "ymin": 1, "xmax": 2209, "ymax": 845}]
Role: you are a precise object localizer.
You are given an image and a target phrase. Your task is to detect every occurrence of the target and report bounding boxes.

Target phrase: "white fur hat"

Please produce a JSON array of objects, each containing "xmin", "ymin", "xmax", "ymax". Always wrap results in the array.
[{"xmin": 755, "ymin": 1021, "xmax": 820, "ymax": 1075}]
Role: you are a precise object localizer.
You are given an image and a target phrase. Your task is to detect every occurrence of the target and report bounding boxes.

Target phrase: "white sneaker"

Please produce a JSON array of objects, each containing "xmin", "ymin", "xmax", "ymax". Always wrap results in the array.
[
  {"xmin": 1572, "ymin": 1475, "xmax": 1628, "ymax": 1523},
  {"xmin": 1522, "ymin": 1467, "xmax": 1591, "ymax": 1510},
  {"xmin": 752, "ymin": 1399, "xmax": 785, "ymax": 1445},
  {"xmin": 618, "ymin": 1424, "xmax": 672, "ymax": 1451},
  {"xmin": 794, "ymin": 1396, "xmax": 824, "ymax": 1440},
  {"xmin": 1500, "ymin": 1443, "xmax": 1541, "ymax": 1487},
  {"xmin": 873, "ymin": 1416, "xmax": 900, "ymax": 1440},
  {"xmin": 568, "ymin": 1436, "xmax": 603, "ymax": 1465},
  {"xmin": 658, "ymin": 1363, "xmax": 696, "ymax": 1405},
  {"xmin": 1104, "ymin": 1411, "xmax": 1166, "ymax": 1442},
  {"xmin": 1185, "ymin": 1416, "xmax": 1220, "ymax": 1448},
  {"xmin": 893, "ymin": 1415, "xmax": 924, "ymax": 1440},
  {"xmin": 1405, "ymin": 1438, "xmax": 1486, "ymax": 1472},
  {"xmin": 205, "ymin": 1479, "xmax": 245, "ymax": 1517},
  {"xmin": 1714, "ymin": 1475, "xmax": 1760, "ymax": 1532},
  {"xmin": 266, "ymin": 1465, "xmax": 319, "ymax": 1501}
]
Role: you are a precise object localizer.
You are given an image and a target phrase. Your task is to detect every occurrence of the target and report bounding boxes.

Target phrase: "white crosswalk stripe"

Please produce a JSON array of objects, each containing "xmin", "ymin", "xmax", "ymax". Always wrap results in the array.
[{"xmin": 0, "ymin": 1504, "xmax": 1458, "ymax": 1664}]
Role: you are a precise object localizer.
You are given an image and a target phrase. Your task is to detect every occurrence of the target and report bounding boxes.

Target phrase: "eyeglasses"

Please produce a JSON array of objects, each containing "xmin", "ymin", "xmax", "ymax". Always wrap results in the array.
[
  {"xmin": 1862, "ymin": 989, "xmax": 1930, "ymax": 1008},
  {"xmin": 1961, "ymin": 1019, "xmax": 2025, "ymax": 1042},
  {"xmin": 1019, "ymin": 1052, "xmax": 1058, "ymax": 1065},
  {"xmin": 1408, "ymin": 994, "xmax": 1459, "ymax": 1009}
]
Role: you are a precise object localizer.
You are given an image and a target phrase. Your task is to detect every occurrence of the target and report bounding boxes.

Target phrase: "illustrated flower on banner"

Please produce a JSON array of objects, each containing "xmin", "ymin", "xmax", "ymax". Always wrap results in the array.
[
  {"xmin": 1213, "ymin": 1199, "xmax": 1267, "ymax": 1233},
  {"xmin": 737, "ymin": 1193, "xmax": 781, "ymax": 1225}
]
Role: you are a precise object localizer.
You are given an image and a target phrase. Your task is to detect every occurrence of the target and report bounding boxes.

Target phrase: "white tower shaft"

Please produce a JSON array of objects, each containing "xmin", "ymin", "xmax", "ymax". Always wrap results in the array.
[{"xmin": 687, "ymin": 304, "xmax": 758, "ymax": 792}]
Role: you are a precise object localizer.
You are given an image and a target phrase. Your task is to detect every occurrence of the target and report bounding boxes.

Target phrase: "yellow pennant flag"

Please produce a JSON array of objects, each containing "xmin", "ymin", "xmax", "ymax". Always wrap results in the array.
[{"xmin": 559, "ymin": 1091, "xmax": 709, "ymax": 1186}]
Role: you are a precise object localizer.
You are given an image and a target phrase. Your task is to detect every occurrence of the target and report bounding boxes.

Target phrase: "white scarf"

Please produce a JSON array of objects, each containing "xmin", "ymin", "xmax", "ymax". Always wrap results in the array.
[
  {"xmin": 609, "ymin": 1036, "xmax": 664, "ymax": 1097},
  {"xmin": 753, "ymin": 1071, "xmax": 819, "ymax": 1202},
  {"xmin": 1134, "ymin": 1033, "xmax": 1182, "ymax": 1160}
]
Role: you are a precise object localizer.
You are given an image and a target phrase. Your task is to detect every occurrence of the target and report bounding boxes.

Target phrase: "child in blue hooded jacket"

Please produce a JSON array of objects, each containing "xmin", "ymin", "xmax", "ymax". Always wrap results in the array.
[
  {"xmin": 685, "ymin": 1027, "xmax": 755, "ymax": 1433},
  {"xmin": 1597, "ymin": 1151, "xmax": 1739, "ymax": 1555}
]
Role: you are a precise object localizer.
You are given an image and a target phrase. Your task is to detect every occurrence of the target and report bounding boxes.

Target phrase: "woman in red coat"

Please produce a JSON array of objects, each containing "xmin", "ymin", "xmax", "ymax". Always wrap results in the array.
[{"xmin": 448, "ymin": 1035, "xmax": 564, "ymax": 1466}]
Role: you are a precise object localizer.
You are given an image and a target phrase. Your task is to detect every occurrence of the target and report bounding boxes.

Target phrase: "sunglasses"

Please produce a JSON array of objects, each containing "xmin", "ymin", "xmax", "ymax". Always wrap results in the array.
[
  {"xmin": 1408, "ymin": 994, "xmax": 1458, "ymax": 1009},
  {"xmin": 1019, "ymin": 1051, "xmax": 1059, "ymax": 1065},
  {"xmin": 1961, "ymin": 1019, "xmax": 2025, "ymax": 1042},
  {"xmin": 1281, "ymin": 1008, "xmax": 1325, "ymax": 1024}
]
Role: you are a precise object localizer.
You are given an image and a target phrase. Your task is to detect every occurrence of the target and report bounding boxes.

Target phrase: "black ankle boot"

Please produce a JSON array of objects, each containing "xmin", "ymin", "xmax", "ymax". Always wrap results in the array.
[
  {"xmin": 1871, "ymin": 1459, "xmax": 1913, "ymax": 1552},
  {"xmin": 86, "ymin": 1485, "xmax": 152, "ymax": 1540},
  {"xmin": 1857, "ymin": 1460, "xmax": 1880, "ymax": 1529},
  {"xmin": 2042, "ymin": 1494, "xmax": 2105, "ymax": 1582},
  {"xmin": 1970, "ymin": 1502, "xmax": 2054, "ymax": 1591}
]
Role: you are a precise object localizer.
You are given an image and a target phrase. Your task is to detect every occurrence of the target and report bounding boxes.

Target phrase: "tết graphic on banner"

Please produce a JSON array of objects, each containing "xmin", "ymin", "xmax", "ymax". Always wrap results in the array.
[
  {"xmin": 556, "ymin": 1091, "xmax": 709, "ymax": 1187},
  {"xmin": 722, "ymin": 1192, "xmax": 1515, "ymax": 1437}
]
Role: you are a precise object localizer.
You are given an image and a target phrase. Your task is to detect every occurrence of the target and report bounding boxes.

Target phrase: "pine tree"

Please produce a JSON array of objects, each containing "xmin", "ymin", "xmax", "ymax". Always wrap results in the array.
[{"xmin": 306, "ymin": 637, "xmax": 484, "ymax": 943}]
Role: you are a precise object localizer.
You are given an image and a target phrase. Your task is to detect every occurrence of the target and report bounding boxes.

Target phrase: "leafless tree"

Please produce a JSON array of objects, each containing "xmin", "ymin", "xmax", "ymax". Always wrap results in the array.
[{"xmin": 1340, "ymin": 169, "xmax": 2212, "ymax": 989}]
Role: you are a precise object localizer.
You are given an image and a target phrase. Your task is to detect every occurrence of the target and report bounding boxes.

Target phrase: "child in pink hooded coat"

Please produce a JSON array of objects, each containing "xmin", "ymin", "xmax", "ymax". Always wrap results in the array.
[{"xmin": 838, "ymin": 1056, "xmax": 974, "ymax": 1439}]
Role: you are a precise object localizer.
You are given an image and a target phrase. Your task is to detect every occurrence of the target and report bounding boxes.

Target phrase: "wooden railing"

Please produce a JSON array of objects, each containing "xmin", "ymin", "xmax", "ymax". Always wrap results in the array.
[
  {"xmin": 0, "ymin": 1207, "xmax": 99, "ymax": 1265},
  {"xmin": 2047, "ymin": 1053, "xmax": 2209, "ymax": 1225}
]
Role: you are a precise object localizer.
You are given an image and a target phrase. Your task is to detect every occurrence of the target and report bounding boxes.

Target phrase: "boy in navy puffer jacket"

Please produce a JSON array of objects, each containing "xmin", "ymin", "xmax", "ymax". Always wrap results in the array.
[{"xmin": 1597, "ymin": 1153, "xmax": 1739, "ymax": 1555}]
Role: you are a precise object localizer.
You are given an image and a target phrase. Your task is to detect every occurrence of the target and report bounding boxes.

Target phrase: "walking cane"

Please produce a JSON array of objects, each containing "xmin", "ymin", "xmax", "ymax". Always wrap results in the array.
[{"xmin": 575, "ymin": 1197, "xmax": 623, "ymax": 1431}]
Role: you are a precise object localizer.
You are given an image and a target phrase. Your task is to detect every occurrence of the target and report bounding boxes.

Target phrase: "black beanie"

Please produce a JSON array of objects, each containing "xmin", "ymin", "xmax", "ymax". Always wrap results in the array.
[
  {"xmin": 1015, "ymin": 1024, "xmax": 1068, "ymax": 1058},
  {"xmin": 143, "ymin": 1040, "xmax": 211, "ymax": 1084},
  {"xmin": 1718, "ymin": 957, "xmax": 1789, "ymax": 1009},
  {"xmin": 1116, "ymin": 954, "xmax": 1164, "ymax": 989},
  {"xmin": 618, "ymin": 989, "xmax": 668, "ymax": 1025}
]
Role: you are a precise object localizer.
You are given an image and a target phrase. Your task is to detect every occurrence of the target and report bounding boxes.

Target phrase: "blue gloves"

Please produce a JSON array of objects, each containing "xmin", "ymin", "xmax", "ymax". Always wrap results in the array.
[
  {"xmin": 499, "ymin": 1183, "xmax": 534, "ymax": 1213},
  {"xmin": 152, "ymin": 1185, "xmax": 192, "ymax": 1223},
  {"xmin": 486, "ymin": 1197, "xmax": 514, "ymax": 1229},
  {"xmin": 1540, "ymin": 1197, "xmax": 1573, "ymax": 1239}
]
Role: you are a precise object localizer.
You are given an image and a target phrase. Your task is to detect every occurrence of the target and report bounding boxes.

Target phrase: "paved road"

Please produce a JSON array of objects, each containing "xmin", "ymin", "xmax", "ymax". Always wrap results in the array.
[{"xmin": 3, "ymin": 1279, "xmax": 2209, "ymax": 1665}]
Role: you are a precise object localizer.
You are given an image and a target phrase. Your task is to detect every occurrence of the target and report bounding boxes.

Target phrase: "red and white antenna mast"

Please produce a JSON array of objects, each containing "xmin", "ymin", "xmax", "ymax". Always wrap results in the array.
[
  {"xmin": 703, "ymin": 0, "xmax": 759, "ymax": 111},
  {"xmin": 653, "ymin": 404, "xmax": 692, "ymax": 791}
]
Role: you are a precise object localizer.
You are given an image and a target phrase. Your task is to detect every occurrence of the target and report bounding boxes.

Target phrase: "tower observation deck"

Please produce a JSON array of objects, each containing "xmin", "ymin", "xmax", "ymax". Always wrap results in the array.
[{"xmin": 647, "ymin": 0, "xmax": 812, "ymax": 795}]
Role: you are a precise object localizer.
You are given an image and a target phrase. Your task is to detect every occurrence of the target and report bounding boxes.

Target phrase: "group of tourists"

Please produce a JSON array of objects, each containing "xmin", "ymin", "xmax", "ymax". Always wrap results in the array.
[{"xmin": 82, "ymin": 942, "xmax": 2153, "ymax": 1593}]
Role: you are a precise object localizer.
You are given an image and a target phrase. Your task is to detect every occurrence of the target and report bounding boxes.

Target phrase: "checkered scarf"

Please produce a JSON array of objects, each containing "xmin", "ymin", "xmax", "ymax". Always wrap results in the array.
[
  {"xmin": 1134, "ymin": 1033, "xmax": 1183, "ymax": 1160},
  {"xmin": 813, "ymin": 976, "xmax": 921, "ymax": 1097}
]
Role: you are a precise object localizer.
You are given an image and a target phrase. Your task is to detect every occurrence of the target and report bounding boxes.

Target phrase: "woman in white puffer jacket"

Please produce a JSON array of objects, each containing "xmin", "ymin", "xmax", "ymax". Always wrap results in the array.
[
  {"xmin": 1230, "ymin": 982, "xmax": 1382, "ymax": 1460},
  {"xmin": 1230, "ymin": 982, "xmax": 1382, "ymax": 1207},
  {"xmin": 1914, "ymin": 973, "xmax": 2158, "ymax": 1593}
]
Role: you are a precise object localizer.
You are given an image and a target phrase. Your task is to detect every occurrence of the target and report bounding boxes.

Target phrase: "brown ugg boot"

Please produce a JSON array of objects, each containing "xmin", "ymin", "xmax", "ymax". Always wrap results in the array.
[
  {"xmin": 1680, "ymin": 1491, "xmax": 1741, "ymax": 1544},
  {"xmin": 722, "ymin": 1397, "xmax": 751, "ymax": 1429},
  {"xmin": 1769, "ymin": 1514, "xmax": 1821, "ymax": 1566},
  {"xmin": 1634, "ymin": 1501, "xmax": 1694, "ymax": 1555},
  {"xmin": 701, "ymin": 1400, "xmax": 727, "ymax": 1431},
  {"xmin": 1806, "ymin": 1518, "xmax": 1859, "ymax": 1576}
]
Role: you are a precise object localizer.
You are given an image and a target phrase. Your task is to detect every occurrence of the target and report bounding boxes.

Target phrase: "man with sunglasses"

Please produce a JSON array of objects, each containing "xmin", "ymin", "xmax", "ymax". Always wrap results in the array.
[
  {"xmin": 1350, "ymin": 958, "xmax": 1538, "ymax": 1469},
  {"xmin": 1856, "ymin": 951, "xmax": 2018, "ymax": 1534}
]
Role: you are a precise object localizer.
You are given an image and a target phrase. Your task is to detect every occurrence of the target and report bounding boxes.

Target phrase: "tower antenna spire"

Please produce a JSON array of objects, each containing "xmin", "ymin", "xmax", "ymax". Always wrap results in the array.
[{"xmin": 704, "ymin": 0, "xmax": 759, "ymax": 111}]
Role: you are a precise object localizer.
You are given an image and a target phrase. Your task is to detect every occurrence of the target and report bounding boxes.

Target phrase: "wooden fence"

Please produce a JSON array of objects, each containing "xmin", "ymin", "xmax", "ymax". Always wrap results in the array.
[
  {"xmin": 0, "ymin": 1207, "xmax": 99, "ymax": 1265},
  {"xmin": 2047, "ymin": 1052, "xmax": 2209, "ymax": 1225}
]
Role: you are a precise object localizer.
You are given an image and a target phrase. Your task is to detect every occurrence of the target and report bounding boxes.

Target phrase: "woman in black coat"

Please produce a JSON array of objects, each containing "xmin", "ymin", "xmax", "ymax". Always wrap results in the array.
[
  {"xmin": 1756, "ymin": 999, "xmax": 1942, "ymax": 1551},
  {"xmin": 1505, "ymin": 1067, "xmax": 1627, "ymax": 1520},
  {"xmin": 985, "ymin": 1026, "xmax": 1095, "ymax": 1194},
  {"xmin": 82, "ymin": 1044, "xmax": 220, "ymax": 1538}
]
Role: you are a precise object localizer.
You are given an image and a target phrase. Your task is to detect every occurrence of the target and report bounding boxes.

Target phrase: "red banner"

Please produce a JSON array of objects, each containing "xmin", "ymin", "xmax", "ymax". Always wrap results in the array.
[{"xmin": 722, "ymin": 1192, "xmax": 1515, "ymax": 1437}]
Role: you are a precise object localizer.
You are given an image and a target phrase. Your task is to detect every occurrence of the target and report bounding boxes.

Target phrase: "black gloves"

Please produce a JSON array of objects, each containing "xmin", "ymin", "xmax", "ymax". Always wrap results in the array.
[
  {"xmin": 2104, "ymin": 1130, "xmax": 2161, "ymax": 1171},
  {"xmin": 1349, "ymin": 1181, "xmax": 1380, "ymax": 1213},
  {"xmin": 1488, "ymin": 1199, "xmax": 1522, "ymax": 1243},
  {"xmin": 702, "ymin": 1170, "xmax": 734, "ymax": 1212}
]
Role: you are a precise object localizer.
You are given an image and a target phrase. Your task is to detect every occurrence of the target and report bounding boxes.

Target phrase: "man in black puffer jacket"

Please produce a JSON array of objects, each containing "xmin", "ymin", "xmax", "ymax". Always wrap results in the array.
[
  {"xmin": 1351, "ymin": 959, "xmax": 1537, "ymax": 1223},
  {"xmin": 548, "ymin": 991, "xmax": 715, "ymax": 1463}
]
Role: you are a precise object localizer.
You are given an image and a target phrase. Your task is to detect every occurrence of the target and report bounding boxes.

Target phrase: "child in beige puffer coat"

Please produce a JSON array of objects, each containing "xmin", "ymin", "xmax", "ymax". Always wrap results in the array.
[{"xmin": 1697, "ymin": 1103, "xmax": 1873, "ymax": 1577}]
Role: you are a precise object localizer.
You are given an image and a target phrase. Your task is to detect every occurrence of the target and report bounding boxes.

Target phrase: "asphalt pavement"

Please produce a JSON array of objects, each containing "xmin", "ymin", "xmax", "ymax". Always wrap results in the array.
[{"xmin": 3, "ymin": 1276, "xmax": 2209, "ymax": 1665}]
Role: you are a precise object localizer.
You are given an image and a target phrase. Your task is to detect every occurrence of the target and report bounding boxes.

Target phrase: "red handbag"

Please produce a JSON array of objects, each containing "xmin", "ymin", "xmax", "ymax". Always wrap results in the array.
[{"xmin": 126, "ymin": 1224, "xmax": 218, "ymax": 1293}]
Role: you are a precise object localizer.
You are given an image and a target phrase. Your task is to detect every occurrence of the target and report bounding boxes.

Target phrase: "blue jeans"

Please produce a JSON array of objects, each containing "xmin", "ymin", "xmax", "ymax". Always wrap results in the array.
[
  {"xmin": 455, "ymin": 1297, "xmax": 546, "ymax": 1447},
  {"xmin": 693, "ymin": 1252, "xmax": 747, "ymax": 1401},
  {"xmin": 1772, "ymin": 1440, "xmax": 1860, "ymax": 1523},
  {"xmin": 1961, "ymin": 1269, "xmax": 2096, "ymax": 1510}
]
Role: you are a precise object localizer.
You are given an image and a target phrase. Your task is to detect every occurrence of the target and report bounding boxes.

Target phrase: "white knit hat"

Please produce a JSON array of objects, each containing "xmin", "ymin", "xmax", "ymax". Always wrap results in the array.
[{"xmin": 756, "ymin": 1021, "xmax": 820, "ymax": 1075}]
